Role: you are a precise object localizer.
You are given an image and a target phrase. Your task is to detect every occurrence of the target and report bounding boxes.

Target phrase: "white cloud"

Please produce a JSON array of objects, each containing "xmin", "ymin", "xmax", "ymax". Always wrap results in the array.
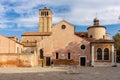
[
  {"xmin": 48, "ymin": 0, "xmax": 120, "ymax": 25},
  {"xmin": 0, "ymin": 4, "xmax": 4, "ymax": 13},
  {"xmin": 0, "ymin": 0, "xmax": 120, "ymax": 29},
  {"xmin": 0, "ymin": 23, "xmax": 12, "ymax": 29},
  {"xmin": 15, "ymin": 16, "xmax": 38, "ymax": 28}
]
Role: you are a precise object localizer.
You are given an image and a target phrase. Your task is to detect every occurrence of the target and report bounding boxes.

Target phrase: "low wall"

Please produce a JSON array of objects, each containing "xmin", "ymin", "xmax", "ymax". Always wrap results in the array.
[
  {"xmin": 94, "ymin": 62, "xmax": 112, "ymax": 67},
  {"xmin": 0, "ymin": 53, "xmax": 37, "ymax": 67},
  {"xmin": 52, "ymin": 59, "xmax": 79, "ymax": 65}
]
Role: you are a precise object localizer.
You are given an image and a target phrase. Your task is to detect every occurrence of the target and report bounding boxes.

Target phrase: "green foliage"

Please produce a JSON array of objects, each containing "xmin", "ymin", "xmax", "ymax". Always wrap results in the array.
[{"xmin": 113, "ymin": 33, "xmax": 120, "ymax": 51}]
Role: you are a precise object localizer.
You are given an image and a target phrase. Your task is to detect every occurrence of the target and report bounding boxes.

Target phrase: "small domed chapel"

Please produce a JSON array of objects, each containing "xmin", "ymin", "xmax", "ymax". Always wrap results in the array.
[{"xmin": 21, "ymin": 7, "xmax": 115, "ymax": 67}]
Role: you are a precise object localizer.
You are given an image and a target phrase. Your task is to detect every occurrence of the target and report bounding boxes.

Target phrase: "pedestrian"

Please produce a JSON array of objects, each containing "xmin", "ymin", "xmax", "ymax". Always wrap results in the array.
[{"xmin": 51, "ymin": 61, "xmax": 54, "ymax": 68}]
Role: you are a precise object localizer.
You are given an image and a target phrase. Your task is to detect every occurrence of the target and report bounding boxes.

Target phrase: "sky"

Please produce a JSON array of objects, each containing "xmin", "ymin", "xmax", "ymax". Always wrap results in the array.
[{"xmin": 0, "ymin": 0, "xmax": 120, "ymax": 40}]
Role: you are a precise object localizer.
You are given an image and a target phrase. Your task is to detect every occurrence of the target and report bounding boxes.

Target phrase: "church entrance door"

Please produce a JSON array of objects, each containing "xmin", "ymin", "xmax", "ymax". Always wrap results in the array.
[
  {"xmin": 80, "ymin": 57, "xmax": 86, "ymax": 66},
  {"xmin": 46, "ymin": 57, "xmax": 51, "ymax": 66}
]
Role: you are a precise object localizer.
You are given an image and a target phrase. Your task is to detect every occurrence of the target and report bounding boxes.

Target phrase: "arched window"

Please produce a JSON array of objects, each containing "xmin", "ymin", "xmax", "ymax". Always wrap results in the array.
[
  {"xmin": 40, "ymin": 49, "xmax": 44, "ymax": 59},
  {"xmin": 43, "ymin": 12, "xmax": 45, "ymax": 16},
  {"xmin": 46, "ymin": 12, "xmax": 48, "ymax": 16},
  {"xmin": 90, "ymin": 35, "xmax": 92, "ymax": 38},
  {"xmin": 104, "ymin": 48, "xmax": 109, "ymax": 60},
  {"xmin": 41, "ymin": 12, "xmax": 43, "ymax": 16},
  {"xmin": 97, "ymin": 48, "xmax": 102, "ymax": 60},
  {"xmin": 45, "ymin": 12, "xmax": 47, "ymax": 16}
]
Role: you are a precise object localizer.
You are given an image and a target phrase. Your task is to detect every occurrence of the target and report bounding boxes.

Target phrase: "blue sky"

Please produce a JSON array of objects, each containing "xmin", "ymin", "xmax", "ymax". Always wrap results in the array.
[{"xmin": 0, "ymin": 0, "xmax": 120, "ymax": 40}]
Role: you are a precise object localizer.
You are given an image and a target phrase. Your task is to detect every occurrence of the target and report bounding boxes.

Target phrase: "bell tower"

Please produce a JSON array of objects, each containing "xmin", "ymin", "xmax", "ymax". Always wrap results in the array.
[{"xmin": 39, "ymin": 7, "xmax": 52, "ymax": 32}]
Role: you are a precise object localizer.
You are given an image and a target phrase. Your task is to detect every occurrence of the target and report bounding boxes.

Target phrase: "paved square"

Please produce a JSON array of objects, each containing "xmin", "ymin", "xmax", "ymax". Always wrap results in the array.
[{"xmin": 0, "ymin": 66, "xmax": 120, "ymax": 80}]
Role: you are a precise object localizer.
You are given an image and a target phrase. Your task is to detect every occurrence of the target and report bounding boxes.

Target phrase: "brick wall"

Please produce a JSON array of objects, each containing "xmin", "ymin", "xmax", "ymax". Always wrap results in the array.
[{"xmin": 52, "ymin": 59, "xmax": 79, "ymax": 65}]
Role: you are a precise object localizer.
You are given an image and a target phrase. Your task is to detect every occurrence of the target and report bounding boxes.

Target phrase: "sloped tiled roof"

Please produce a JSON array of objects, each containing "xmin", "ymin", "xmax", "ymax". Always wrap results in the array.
[
  {"xmin": 75, "ymin": 32, "xmax": 114, "ymax": 43},
  {"xmin": 75, "ymin": 32, "xmax": 88, "ymax": 38},
  {"xmin": 3, "ymin": 35, "xmax": 23, "ymax": 45},
  {"xmin": 22, "ymin": 32, "xmax": 52, "ymax": 36},
  {"xmin": 53, "ymin": 20, "xmax": 74, "ymax": 27},
  {"xmin": 21, "ymin": 42, "xmax": 37, "ymax": 47},
  {"xmin": 85, "ymin": 38, "xmax": 114, "ymax": 43}
]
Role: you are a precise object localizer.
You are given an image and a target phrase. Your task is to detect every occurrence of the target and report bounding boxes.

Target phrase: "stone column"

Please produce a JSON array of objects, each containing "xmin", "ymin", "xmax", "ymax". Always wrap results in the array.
[
  {"xmin": 114, "ymin": 50, "xmax": 117, "ymax": 66},
  {"xmin": 112, "ymin": 44, "xmax": 115, "ymax": 66},
  {"xmin": 91, "ymin": 44, "xmax": 94, "ymax": 66}
]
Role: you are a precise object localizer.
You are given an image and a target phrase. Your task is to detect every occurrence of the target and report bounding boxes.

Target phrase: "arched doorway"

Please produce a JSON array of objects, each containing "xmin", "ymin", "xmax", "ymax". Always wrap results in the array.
[{"xmin": 39, "ymin": 49, "xmax": 51, "ymax": 66}]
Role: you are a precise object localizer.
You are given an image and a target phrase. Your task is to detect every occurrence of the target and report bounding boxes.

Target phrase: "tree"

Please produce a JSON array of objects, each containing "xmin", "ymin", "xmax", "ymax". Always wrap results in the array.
[
  {"xmin": 113, "ymin": 33, "xmax": 120, "ymax": 51},
  {"xmin": 113, "ymin": 33, "xmax": 120, "ymax": 62}
]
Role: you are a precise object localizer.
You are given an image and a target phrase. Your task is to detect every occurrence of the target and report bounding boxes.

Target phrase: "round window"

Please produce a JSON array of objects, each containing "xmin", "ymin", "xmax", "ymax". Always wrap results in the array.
[
  {"xmin": 81, "ymin": 45, "xmax": 86, "ymax": 50},
  {"xmin": 61, "ymin": 25, "xmax": 66, "ymax": 29}
]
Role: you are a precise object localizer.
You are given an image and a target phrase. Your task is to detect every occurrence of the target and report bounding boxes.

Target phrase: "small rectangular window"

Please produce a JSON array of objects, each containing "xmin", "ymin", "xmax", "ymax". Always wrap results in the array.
[
  {"xmin": 56, "ymin": 53, "xmax": 59, "ymax": 59},
  {"xmin": 68, "ymin": 53, "xmax": 71, "ymax": 59}
]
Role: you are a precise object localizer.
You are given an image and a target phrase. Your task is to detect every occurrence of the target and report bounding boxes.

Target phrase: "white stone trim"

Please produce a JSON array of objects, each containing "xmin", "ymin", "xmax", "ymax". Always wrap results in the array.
[
  {"xmin": 91, "ymin": 45, "xmax": 94, "ymax": 66},
  {"xmin": 112, "ymin": 44, "xmax": 115, "ymax": 66},
  {"xmin": 79, "ymin": 56, "xmax": 87, "ymax": 66}
]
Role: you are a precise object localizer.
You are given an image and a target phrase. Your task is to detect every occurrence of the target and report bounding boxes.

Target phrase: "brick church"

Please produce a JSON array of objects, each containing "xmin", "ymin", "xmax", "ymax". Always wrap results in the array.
[{"xmin": 21, "ymin": 7, "xmax": 115, "ymax": 67}]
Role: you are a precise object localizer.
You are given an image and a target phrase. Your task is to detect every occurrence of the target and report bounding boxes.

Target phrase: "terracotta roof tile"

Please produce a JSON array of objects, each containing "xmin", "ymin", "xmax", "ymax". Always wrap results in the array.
[
  {"xmin": 21, "ymin": 42, "xmax": 37, "ymax": 47},
  {"xmin": 75, "ymin": 32, "xmax": 88, "ymax": 38},
  {"xmin": 22, "ymin": 32, "xmax": 52, "ymax": 36},
  {"xmin": 84, "ymin": 38, "xmax": 114, "ymax": 43}
]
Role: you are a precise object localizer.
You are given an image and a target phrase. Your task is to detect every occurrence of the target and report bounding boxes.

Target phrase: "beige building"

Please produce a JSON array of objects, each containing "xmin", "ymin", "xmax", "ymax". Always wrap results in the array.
[
  {"xmin": 0, "ymin": 35, "xmax": 38, "ymax": 67},
  {"xmin": 0, "ymin": 35, "xmax": 23, "ymax": 53},
  {"xmin": 21, "ymin": 7, "xmax": 115, "ymax": 67}
]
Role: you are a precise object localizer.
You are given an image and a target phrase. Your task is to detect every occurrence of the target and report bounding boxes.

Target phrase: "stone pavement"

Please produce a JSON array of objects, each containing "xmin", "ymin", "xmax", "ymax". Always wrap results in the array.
[{"xmin": 0, "ymin": 65, "xmax": 120, "ymax": 80}]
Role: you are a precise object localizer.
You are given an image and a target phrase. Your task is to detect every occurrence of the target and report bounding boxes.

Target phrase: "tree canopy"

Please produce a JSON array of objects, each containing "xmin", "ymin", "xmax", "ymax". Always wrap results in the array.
[{"xmin": 113, "ymin": 33, "xmax": 120, "ymax": 51}]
